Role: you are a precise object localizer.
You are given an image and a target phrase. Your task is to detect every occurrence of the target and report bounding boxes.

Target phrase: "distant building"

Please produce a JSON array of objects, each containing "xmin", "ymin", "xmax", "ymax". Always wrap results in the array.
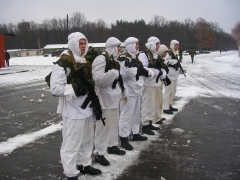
[
  {"xmin": 19, "ymin": 49, "xmax": 43, "ymax": 57},
  {"xmin": 43, "ymin": 43, "xmax": 126, "ymax": 55},
  {"xmin": 43, "ymin": 44, "xmax": 68, "ymax": 55},
  {"xmin": 7, "ymin": 49, "xmax": 20, "ymax": 57},
  {"xmin": 90, "ymin": 42, "xmax": 126, "ymax": 53},
  {"xmin": 7, "ymin": 49, "xmax": 43, "ymax": 57},
  {"xmin": 6, "ymin": 42, "xmax": 126, "ymax": 58}
]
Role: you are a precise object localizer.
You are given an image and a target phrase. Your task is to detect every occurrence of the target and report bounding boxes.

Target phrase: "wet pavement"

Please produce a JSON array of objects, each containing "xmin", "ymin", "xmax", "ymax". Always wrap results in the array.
[
  {"xmin": 0, "ymin": 81, "xmax": 64, "ymax": 180},
  {"xmin": 117, "ymin": 97, "xmax": 240, "ymax": 180},
  {"xmin": 0, "ymin": 81, "xmax": 240, "ymax": 180}
]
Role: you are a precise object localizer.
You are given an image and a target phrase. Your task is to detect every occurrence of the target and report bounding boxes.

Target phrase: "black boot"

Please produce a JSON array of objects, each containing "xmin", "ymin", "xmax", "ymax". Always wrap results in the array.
[
  {"xmin": 107, "ymin": 146, "xmax": 126, "ymax": 155},
  {"xmin": 149, "ymin": 121, "xmax": 160, "ymax": 130},
  {"xmin": 67, "ymin": 176, "xmax": 78, "ymax": 180},
  {"xmin": 142, "ymin": 125, "xmax": 155, "ymax": 135},
  {"xmin": 77, "ymin": 165, "xmax": 102, "ymax": 175},
  {"xmin": 95, "ymin": 155, "xmax": 110, "ymax": 166},
  {"xmin": 170, "ymin": 105, "xmax": 178, "ymax": 111},
  {"xmin": 131, "ymin": 134, "xmax": 148, "ymax": 141},
  {"xmin": 120, "ymin": 137, "xmax": 133, "ymax": 150},
  {"xmin": 163, "ymin": 109, "xmax": 173, "ymax": 114},
  {"xmin": 156, "ymin": 118, "xmax": 166, "ymax": 125}
]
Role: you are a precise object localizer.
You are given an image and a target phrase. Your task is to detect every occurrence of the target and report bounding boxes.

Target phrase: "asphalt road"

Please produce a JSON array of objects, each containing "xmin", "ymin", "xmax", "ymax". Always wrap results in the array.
[
  {"xmin": 117, "ymin": 97, "xmax": 240, "ymax": 180},
  {"xmin": 0, "ymin": 81, "xmax": 240, "ymax": 180},
  {"xmin": 0, "ymin": 81, "xmax": 64, "ymax": 180}
]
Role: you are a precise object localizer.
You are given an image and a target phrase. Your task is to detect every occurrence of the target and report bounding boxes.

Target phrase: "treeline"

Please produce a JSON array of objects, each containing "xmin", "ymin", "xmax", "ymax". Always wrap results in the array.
[{"xmin": 0, "ymin": 12, "xmax": 237, "ymax": 51}]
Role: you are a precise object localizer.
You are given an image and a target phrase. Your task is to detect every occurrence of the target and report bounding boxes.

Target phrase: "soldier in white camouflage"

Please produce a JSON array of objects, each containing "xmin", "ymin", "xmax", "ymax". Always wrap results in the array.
[{"xmin": 50, "ymin": 32, "xmax": 102, "ymax": 180}]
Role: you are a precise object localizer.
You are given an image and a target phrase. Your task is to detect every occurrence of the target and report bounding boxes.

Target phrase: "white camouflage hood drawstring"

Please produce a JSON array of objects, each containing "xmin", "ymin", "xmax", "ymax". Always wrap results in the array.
[
  {"xmin": 67, "ymin": 32, "xmax": 88, "ymax": 63},
  {"xmin": 145, "ymin": 36, "xmax": 160, "ymax": 58},
  {"xmin": 105, "ymin": 37, "xmax": 121, "ymax": 60},
  {"xmin": 124, "ymin": 37, "xmax": 139, "ymax": 59}
]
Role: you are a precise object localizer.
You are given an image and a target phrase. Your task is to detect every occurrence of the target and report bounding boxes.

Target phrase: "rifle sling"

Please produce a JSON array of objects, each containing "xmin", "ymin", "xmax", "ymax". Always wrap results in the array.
[
  {"xmin": 81, "ymin": 94, "xmax": 92, "ymax": 109},
  {"xmin": 68, "ymin": 52, "xmax": 92, "ymax": 109}
]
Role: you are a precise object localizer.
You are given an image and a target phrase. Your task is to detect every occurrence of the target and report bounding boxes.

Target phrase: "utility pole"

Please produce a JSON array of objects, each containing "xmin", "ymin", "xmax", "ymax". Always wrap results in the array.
[{"xmin": 67, "ymin": 14, "xmax": 69, "ymax": 37}]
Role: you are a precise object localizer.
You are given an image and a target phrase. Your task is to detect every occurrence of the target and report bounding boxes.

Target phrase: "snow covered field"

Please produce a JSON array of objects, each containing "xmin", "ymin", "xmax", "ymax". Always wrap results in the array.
[
  {"xmin": 1, "ymin": 51, "xmax": 239, "ymax": 98},
  {"xmin": 0, "ymin": 51, "xmax": 240, "ymax": 179}
]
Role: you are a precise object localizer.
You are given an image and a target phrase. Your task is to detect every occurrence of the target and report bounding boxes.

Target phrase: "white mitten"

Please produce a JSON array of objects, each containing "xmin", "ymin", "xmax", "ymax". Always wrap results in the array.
[
  {"xmin": 148, "ymin": 69, "xmax": 154, "ymax": 79},
  {"xmin": 108, "ymin": 69, "xmax": 119, "ymax": 78},
  {"xmin": 160, "ymin": 68, "xmax": 167, "ymax": 80},
  {"xmin": 168, "ymin": 59, "xmax": 178, "ymax": 65},
  {"xmin": 127, "ymin": 67, "xmax": 138, "ymax": 78},
  {"xmin": 64, "ymin": 84, "xmax": 76, "ymax": 102}
]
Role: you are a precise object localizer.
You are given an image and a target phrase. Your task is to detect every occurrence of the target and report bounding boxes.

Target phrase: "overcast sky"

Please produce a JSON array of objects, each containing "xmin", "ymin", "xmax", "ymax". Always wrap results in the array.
[{"xmin": 0, "ymin": 0, "xmax": 239, "ymax": 34}]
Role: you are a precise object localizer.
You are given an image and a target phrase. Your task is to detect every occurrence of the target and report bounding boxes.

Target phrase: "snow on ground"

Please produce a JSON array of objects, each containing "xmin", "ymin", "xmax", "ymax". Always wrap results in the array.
[
  {"xmin": 0, "ymin": 51, "xmax": 240, "ymax": 179},
  {"xmin": 0, "ymin": 56, "xmax": 57, "ymax": 87}
]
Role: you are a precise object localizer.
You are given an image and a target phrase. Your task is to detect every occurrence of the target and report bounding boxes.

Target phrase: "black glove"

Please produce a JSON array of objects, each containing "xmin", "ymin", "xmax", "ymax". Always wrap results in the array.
[{"xmin": 163, "ymin": 76, "xmax": 171, "ymax": 86}]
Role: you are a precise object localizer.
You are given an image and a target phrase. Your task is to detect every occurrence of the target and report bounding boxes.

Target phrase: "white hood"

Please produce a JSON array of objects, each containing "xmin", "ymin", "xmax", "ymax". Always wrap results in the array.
[
  {"xmin": 170, "ymin": 39, "xmax": 179, "ymax": 54},
  {"xmin": 145, "ymin": 36, "xmax": 160, "ymax": 57},
  {"xmin": 124, "ymin": 37, "xmax": 139, "ymax": 58},
  {"xmin": 158, "ymin": 44, "xmax": 169, "ymax": 57},
  {"xmin": 67, "ymin": 32, "xmax": 88, "ymax": 63},
  {"xmin": 105, "ymin": 37, "xmax": 121, "ymax": 60}
]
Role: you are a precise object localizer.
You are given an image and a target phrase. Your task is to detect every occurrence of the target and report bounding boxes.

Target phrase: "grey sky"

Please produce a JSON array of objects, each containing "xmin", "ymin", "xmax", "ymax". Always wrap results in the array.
[{"xmin": 0, "ymin": 0, "xmax": 239, "ymax": 34}]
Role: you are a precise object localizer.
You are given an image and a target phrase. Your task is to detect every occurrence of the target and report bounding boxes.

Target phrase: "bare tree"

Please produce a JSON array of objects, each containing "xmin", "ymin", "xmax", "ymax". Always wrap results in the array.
[
  {"xmin": 94, "ymin": 19, "xmax": 108, "ymax": 42},
  {"xmin": 195, "ymin": 18, "xmax": 216, "ymax": 51},
  {"xmin": 149, "ymin": 15, "xmax": 167, "ymax": 28},
  {"xmin": 69, "ymin": 12, "xmax": 87, "ymax": 32},
  {"xmin": 231, "ymin": 21, "xmax": 240, "ymax": 51},
  {"xmin": 182, "ymin": 18, "xmax": 197, "ymax": 50},
  {"xmin": 37, "ymin": 37, "xmax": 41, "ymax": 55},
  {"xmin": 16, "ymin": 21, "xmax": 31, "ymax": 48},
  {"xmin": 0, "ymin": 12, "xmax": 236, "ymax": 51}
]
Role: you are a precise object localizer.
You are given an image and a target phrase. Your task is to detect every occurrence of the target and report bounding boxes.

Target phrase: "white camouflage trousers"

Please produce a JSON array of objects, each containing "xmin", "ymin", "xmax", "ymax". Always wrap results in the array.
[
  {"xmin": 141, "ymin": 86, "xmax": 159, "ymax": 126},
  {"xmin": 60, "ymin": 115, "xmax": 94, "ymax": 177},
  {"xmin": 119, "ymin": 95, "xmax": 141, "ymax": 137},
  {"xmin": 94, "ymin": 108, "xmax": 119, "ymax": 155},
  {"xmin": 163, "ymin": 79, "xmax": 178, "ymax": 110},
  {"xmin": 154, "ymin": 83, "xmax": 164, "ymax": 123}
]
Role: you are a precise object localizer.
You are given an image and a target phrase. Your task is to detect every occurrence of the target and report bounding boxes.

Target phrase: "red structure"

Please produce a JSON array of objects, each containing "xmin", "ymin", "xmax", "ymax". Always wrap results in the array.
[
  {"xmin": 0, "ymin": 35, "xmax": 5, "ymax": 68},
  {"xmin": 0, "ymin": 33, "xmax": 15, "ymax": 68}
]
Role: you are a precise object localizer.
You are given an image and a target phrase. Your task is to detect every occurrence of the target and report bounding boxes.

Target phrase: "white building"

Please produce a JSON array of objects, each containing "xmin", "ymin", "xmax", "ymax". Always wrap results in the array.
[{"xmin": 43, "ymin": 43, "xmax": 126, "ymax": 55}]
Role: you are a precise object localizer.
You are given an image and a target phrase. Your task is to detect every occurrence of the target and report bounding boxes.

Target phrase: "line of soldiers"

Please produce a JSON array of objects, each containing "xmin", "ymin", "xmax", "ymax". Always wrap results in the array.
[{"xmin": 50, "ymin": 32, "xmax": 186, "ymax": 180}]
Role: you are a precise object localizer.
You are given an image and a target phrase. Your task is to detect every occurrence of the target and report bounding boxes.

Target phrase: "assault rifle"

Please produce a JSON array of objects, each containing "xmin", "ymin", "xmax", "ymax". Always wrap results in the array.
[
  {"xmin": 151, "ymin": 60, "xmax": 163, "ymax": 83},
  {"xmin": 152, "ymin": 60, "xmax": 171, "ymax": 86},
  {"xmin": 76, "ymin": 66, "xmax": 106, "ymax": 126},
  {"xmin": 111, "ymin": 55, "xmax": 125, "ymax": 94},
  {"xmin": 124, "ymin": 59, "xmax": 149, "ymax": 81},
  {"xmin": 176, "ymin": 61, "xmax": 186, "ymax": 77},
  {"xmin": 168, "ymin": 49, "xmax": 186, "ymax": 77}
]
